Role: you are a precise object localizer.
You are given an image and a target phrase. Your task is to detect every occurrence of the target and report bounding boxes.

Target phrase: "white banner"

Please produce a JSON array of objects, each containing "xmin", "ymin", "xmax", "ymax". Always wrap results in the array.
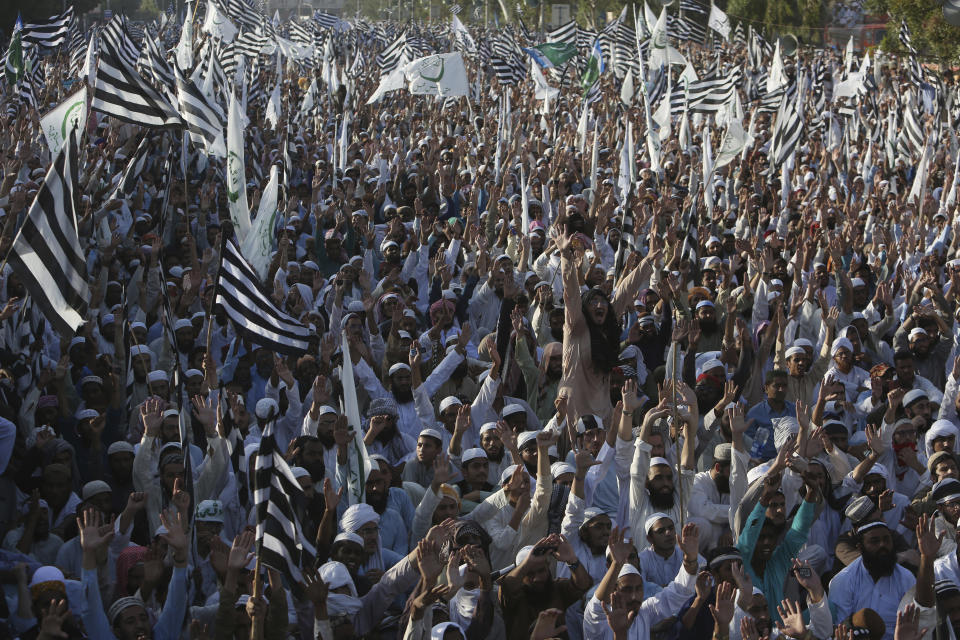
[
  {"xmin": 202, "ymin": 1, "xmax": 237, "ymax": 43},
  {"xmin": 708, "ymin": 3, "xmax": 731, "ymax": 41},
  {"xmin": 226, "ymin": 90, "xmax": 251, "ymax": 242},
  {"xmin": 41, "ymin": 87, "xmax": 87, "ymax": 155},
  {"xmin": 241, "ymin": 165, "xmax": 279, "ymax": 281}
]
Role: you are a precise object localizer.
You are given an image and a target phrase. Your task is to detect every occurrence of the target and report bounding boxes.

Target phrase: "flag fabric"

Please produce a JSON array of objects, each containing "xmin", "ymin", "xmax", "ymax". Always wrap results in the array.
[
  {"xmin": 175, "ymin": 67, "xmax": 227, "ymax": 157},
  {"xmin": 101, "ymin": 14, "xmax": 141, "ymax": 70},
  {"xmin": 368, "ymin": 52, "xmax": 469, "ymax": 102},
  {"xmin": 581, "ymin": 38, "xmax": 604, "ymax": 92},
  {"xmin": 203, "ymin": 0, "xmax": 238, "ymax": 43},
  {"xmin": 6, "ymin": 133, "xmax": 89, "ymax": 337},
  {"xmin": 524, "ymin": 42, "xmax": 577, "ymax": 69},
  {"xmin": 708, "ymin": 3, "xmax": 731, "ymax": 41},
  {"xmin": 770, "ymin": 94, "xmax": 803, "ymax": 169},
  {"xmin": 91, "ymin": 35, "xmax": 184, "ymax": 129},
  {"xmin": 253, "ymin": 418, "xmax": 317, "ymax": 593},
  {"xmin": 451, "ymin": 14, "xmax": 475, "ymax": 52},
  {"xmin": 215, "ymin": 239, "xmax": 312, "ymax": 355},
  {"xmin": 22, "ymin": 7, "xmax": 74, "ymax": 48},
  {"xmin": 241, "ymin": 165, "xmax": 279, "ymax": 281},
  {"xmin": 451, "ymin": 3, "xmax": 462, "ymax": 14},
  {"xmin": 40, "ymin": 87, "xmax": 87, "ymax": 155},
  {"xmin": 908, "ymin": 135, "xmax": 932, "ymax": 204},
  {"xmin": 111, "ymin": 134, "xmax": 152, "ymax": 199},
  {"xmin": 227, "ymin": 89, "xmax": 252, "ymax": 240},
  {"xmin": 4, "ymin": 16, "xmax": 24, "ymax": 86},
  {"xmin": 546, "ymin": 21, "xmax": 577, "ymax": 45}
]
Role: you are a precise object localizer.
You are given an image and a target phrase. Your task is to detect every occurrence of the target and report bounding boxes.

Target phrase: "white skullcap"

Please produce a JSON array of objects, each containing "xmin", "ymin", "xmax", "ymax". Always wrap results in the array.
[
  {"xmin": 831, "ymin": 337, "xmax": 854, "ymax": 355},
  {"xmin": 785, "ymin": 346, "xmax": 806, "ymax": 358},
  {"xmin": 793, "ymin": 338, "xmax": 813, "ymax": 349},
  {"xmin": 517, "ymin": 431, "xmax": 539, "ymax": 449},
  {"xmin": 617, "ymin": 564, "xmax": 642, "ymax": 579},
  {"xmin": 515, "ymin": 545, "xmax": 536, "ymax": 566},
  {"xmin": 174, "ymin": 319, "xmax": 192, "ymax": 331},
  {"xmin": 255, "ymin": 397, "xmax": 279, "ymax": 420},
  {"xmin": 479, "ymin": 421, "xmax": 499, "ymax": 435},
  {"xmin": 903, "ymin": 388, "xmax": 928, "ymax": 406},
  {"xmin": 909, "ymin": 327, "xmax": 929, "ymax": 339},
  {"xmin": 419, "ymin": 428, "xmax": 443, "ymax": 442},
  {"xmin": 650, "ymin": 456, "xmax": 671, "ymax": 467},
  {"xmin": 462, "ymin": 448, "xmax": 487, "ymax": 464},
  {"xmin": 551, "ymin": 462, "xmax": 575, "ymax": 478},
  {"xmin": 439, "ymin": 396, "xmax": 463, "ymax": 413},
  {"xmin": 644, "ymin": 512, "xmax": 674, "ymax": 533},
  {"xmin": 499, "ymin": 464, "xmax": 520, "ymax": 485},
  {"xmin": 388, "ymin": 363, "xmax": 411, "ymax": 376},
  {"xmin": 502, "ymin": 403, "xmax": 525, "ymax": 418}
]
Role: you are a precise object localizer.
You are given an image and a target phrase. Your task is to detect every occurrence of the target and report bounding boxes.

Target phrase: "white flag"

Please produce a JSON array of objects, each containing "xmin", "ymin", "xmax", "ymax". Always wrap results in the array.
[
  {"xmin": 41, "ymin": 87, "xmax": 87, "ymax": 156},
  {"xmin": 715, "ymin": 119, "xmax": 747, "ymax": 169},
  {"xmin": 226, "ymin": 90, "xmax": 251, "ymax": 242},
  {"xmin": 405, "ymin": 53, "xmax": 469, "ymax": 97},
  {"xmin": 451, "ymin": 14, "xmax": 475, "ymax": 51},
  {"xmin": 680, "ymin": 61, "xmax": 698, "ymax": 84},
  {"xmin": 652, "ymin": 92, "xmax": 671, "ymax": 143},
  {"xmin": 767, "ymin": 40, "xmax": 786, "ymax": 93},
  {"xmin": 649, "ymin": 8, "xmax": 687, "ymax": 67},
  {"xmin": 265, "ymin": 83, "xmax": 281, "ymax": 129},
  {"xmin": 202, "ymin": 1, "xmax": 237, "ymax": 43},
  {"xmin": 708, "ymin": 3, "xmax": 731, "ymax": 41},
  {"xmin": 241, "ymin": 165, "xmax": 279, "ymax": 280},
  {"xmin": 908, "ymin": 137, "xmax": 932, "ymax": 204},
  {"xmin": 530, "ymin": 60, "xmax": 558, "ymax": 101},
  {"xmin": 620, "ymin": 68, "xmax": 634, "ymax": 106},
  {"xmin": 276, "ymin": 36, "xmax": 313, "ymax": 61},
  {"xmin": 175, "ymin": 13, "xmax": 193, "ymax": 71}
]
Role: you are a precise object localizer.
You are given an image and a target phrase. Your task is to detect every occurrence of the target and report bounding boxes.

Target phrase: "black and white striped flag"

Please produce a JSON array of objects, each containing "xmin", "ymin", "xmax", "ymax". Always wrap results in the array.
[
  {"xmin": 175, "ymin": 67, "xmax": 227, "ymax": 157},
  {"xmin": 92, "ymin": 34, "xmax": 184, "ymax": 128},
  {"xmin": 770, "ymin": 93, "xmax": 803, "ymax": 169},
  {"xmin": 111, "ymin": 134, "xmax": 153, "ymax": 198},
  {"xmin": 101, "ymin": 14, "xmax": 141, "ymax": 70},
  {"xmin": 215, "ymin": 240, "xmax": 312, "ymax": 355},
  {"xmin": 451, "ymin": 4, "xmax": 462, "ymax": 14},
  {"xmin": 22, "ymin": 7, "xmax": 74, "ymax": 48},
  {"xmin": 6, "ymin": 132, "xmax": 89, "ymax": 337},
  {"xmin": 254, "ymin": 418, "xmax": 317, "ymax": 591},
  {"xmin": 547, "ymin": 20, "xmax": 577, "ymax": 45}
]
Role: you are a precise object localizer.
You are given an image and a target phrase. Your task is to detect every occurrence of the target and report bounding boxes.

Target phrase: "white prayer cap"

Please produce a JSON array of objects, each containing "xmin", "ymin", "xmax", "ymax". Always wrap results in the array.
[
  {"xmin": 903, "ymin": 388, "xmax": 928, "ymax": 406},
  {"xmin": 439, "ymin": 396, "xmax": 463, "ymax": 413},
  {"xmin": 909, "ymin": 327, "xmax": 929, "ymax": 339},
  {"xmin": 831, "ymin": 338, "xmax": 853, "ymax": 355},
  {"xmin": 388, "ymin": 363, "xmax": 411, "ymax": 376},
  {"xmin": 462, "ymin": 448, "xmax": 487, "ymax": 464},
  {"xmin": 479, "ymin": 421, "xmax": 499, "ymax": 435},
  {"xmin": 418, "ymin": 428, "xmax": 443, "ymax": 442},
  {"xmin": 644, "ymin": 512, "xmax": 674, "ymax": 533},
  {"xmin": 551, "ymin": 462, "xmax": 574, "ymax": 478},
  {"xmin": 617, "ymin": 564, "xmax": 642, "ymax": 579},
  {"xmin": 174, "ymin": 319, "xmax": 192, "ymax": 331},
  {"xmin": 255, "ymin": 398, "xmax": 279, "ymax": 420},
  {"xmin": 147, "ymin": 370, "xmax": 169, "ymax": 383},
  {"xmin": 785, "ymin": 346, "xmax": 806, "ymax": 358},
  {"xmin": 515, "ymin": 545, "xmax": 536, "ymax": 566},
  {"xmin": 517, "ymin": 431, "xmax": 539, "ymax": 450},
  {"xmin": 650, "ymin": 456, "xmax": 670, "ymax": 467},
  {"xmin": 502, "ymin": 403, "xmax": 525, "ymax": 418},
  {"xmin": 499, "ymin": 464, "xmax": 520, "ymax": 485}
]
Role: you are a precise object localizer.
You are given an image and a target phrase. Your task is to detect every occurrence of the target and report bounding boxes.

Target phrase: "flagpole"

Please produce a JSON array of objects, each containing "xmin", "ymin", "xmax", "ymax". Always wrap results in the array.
[
  {"xmin": 249, "ymin": 554, "xmax": 264, "ymax": 640},
  {"xmin": 205, "ymin": 231, "xmax": 228, "ymax": 353}
]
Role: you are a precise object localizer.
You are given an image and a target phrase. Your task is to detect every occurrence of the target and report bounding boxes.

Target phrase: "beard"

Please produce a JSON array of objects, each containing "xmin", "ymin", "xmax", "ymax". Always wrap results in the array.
[
  {"xmin": 304, "ymin": 460, "xmax": 326, "ymax": 483},
  {"xmin": 367, "ymin": 491, "xmax": 388, "ymax": 514},
  {"xmin": 551, "ymin": 326, "xmax": 563, "ymax": 341},
  {"xmin": 317, "ymin": 430, "xmax": 335, "ymax": 448},
  {"xmin": 698, "ymin": 318, "xmax": 719, "ymax": 334},
  {"xmin": 375, "ymin": 421, "xmax": 398, "ymax": 444},
  {"xmin": 393, "ymin": 387, "xmax": 414, "ymax": 404},
  {"xmin": 861, "ymin": 546, "xmax": 897, "ymax": 577},
  {"xmin": 715, "ymin": 475, "xmax": 730, "ymax": 494},
  {"xmin": 649, "ymin": 486, "xmax": 675, "ymax": 510}
]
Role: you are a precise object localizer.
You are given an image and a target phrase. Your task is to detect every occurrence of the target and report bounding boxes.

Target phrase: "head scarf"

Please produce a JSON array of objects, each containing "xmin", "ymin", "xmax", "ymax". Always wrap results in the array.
[
  {"xmin": 341, "ymin": 504, "xmax": 384, "ymax": 571},
  {"xmin": 115, "ymin": 546, "xmax": 148, "ymax": 597}
]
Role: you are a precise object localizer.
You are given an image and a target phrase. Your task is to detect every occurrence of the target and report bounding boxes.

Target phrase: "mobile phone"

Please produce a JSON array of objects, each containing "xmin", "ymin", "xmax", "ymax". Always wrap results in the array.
[{"xmin": 793, "ymin": 567, "xmax": 812, "ymax": 579}]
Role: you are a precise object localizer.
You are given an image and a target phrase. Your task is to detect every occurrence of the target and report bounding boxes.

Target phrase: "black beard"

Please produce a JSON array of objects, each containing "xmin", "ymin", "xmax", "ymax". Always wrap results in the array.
[
  {"xmin": 316, "ymin": 431, "xmax": 335, "ymax": 448},
  {"xmin": 715, "ymin": 476, "xmax": 730, "ymax": 494},
  {"xmin": 366, "ymin": 492, "xmax": 388, "ymax": 514},
  {"xmin": 546, "ymin": 368, "xmax": 562, "ymax": 381},
  {"xmin": 375, "ymin": 422, "xmax": 398, "ymax": 444},
  {"xmin": 862, "ymin": 547, "xmax": 897, "ymax": 577},
  {"xmin": 649, "ymin": 487, "xmax": 675, "ymax": 510},
  {"xmin": 393, "ymin": 387, "xmax": 414, "ymax": 404},
  {"xmin": 304, "ymin": 461, "xmax": 326, "ymax": 482},
  {"xmin": 551, "ymin": 327, "xmax": 564, "ymax": 341},
  {"xmin": 698, "ymin": 319, "xmax": 719, "ymax": 333}
]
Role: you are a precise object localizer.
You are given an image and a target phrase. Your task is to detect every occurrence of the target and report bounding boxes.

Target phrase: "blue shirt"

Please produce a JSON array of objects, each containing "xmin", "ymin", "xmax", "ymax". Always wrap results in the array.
[
  {"xmin": 81, "ymin": 566, "xmax": 187, "ymax": 640},
  {"xmin": 745, "ymin": 400, "xmax": 796, "ymax": 460}
]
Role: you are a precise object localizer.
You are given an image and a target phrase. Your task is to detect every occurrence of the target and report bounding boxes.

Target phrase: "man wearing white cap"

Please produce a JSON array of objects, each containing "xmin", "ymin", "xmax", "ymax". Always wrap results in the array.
[
  {"xmin": 401, "ymin": 428, "xmax": 447, "ymax": 495},
  {"xmin": 469, "ymin": 430, "xmax": 554, "ymax": 571},
  {"xmin": 353, "ymin": 344, "xmax": 466, "ymax": 440},
  {"xmin": 583, "ymin": 523, "xmax": 700, "ymax": 640},
  {"xmin": 821, "ymin": 336, "xmax": 871, "ymax": 403},
  {"xmin": 894, "ymin": 308, "xmax": 952, "ymax": 390}
]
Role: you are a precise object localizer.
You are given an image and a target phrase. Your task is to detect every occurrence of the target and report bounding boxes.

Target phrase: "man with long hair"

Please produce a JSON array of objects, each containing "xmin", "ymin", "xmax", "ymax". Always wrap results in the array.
[{"xmin": 554, "ymin": 225, "xmax": 659, "ymax": 427}]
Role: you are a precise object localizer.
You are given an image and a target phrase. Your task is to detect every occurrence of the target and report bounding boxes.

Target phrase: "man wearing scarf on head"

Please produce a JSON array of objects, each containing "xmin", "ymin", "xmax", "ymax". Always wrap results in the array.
[
  {"xmin": 516, "ymin": 340, "xmax": 563, "ymax": 426},
  {"xmin": 339, "ymin": 503, "xmax": 402, "ymax": 584}
]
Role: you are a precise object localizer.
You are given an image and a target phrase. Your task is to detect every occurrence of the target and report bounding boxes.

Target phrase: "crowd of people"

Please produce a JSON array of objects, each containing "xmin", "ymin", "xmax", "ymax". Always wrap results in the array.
[{"xmin": 0, "ymin": 5, "xmax": 959, "ymax": 640}]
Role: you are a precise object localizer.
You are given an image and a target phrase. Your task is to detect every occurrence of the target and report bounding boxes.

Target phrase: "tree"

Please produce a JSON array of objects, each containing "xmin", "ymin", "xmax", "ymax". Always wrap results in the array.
[{"xmin": 865, "ymin": 0, "xmax": 960, "ymax": 59}]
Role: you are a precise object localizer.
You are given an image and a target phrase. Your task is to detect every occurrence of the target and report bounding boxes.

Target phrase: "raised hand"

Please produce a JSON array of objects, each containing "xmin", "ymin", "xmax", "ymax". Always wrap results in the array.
[
  {"xmin": 776, "ymin": 599, "xmax": 807, "ymax": 638},
  {"xmin": 77, "ymin": 507, "xmax": 114, "ymax": 553},
  {"xmin": 679, "ymin": 522, "xmax": 700, "ymax": 561},
  {"xmin": 140, "ymin": 397, "xmax": 163, "ymax": 437},
  {"xmin": 603, "ymin": 590, "xmax": 637, "ymax": 636},
  {"xmin": 531, "ymin": 609, "xmax": 567, "ymax": 640},
  {"xmin": 621, "ymin": 378, "xmax": 644, "ymax": 412},
  {"xmin": 322, "ymin": 478, "xmax": 344, "ymax": 514},
  {"xmin": 894, "ymin": 604, "xmax": 929, "ymax": 640},
  {"xmin": 709, "ymin": 580, "xmax": 735, "ymax": 630},
  {"xmin": 916, "ymin": 513, "xmax": 944, "ymax": 559},
  {"xmin": 159, "ymin": 508, "xmax": 189, "ymax": 562},
  {"xmin": 228, "ymin": 530, "xmax": 255, "ymax": 572}
]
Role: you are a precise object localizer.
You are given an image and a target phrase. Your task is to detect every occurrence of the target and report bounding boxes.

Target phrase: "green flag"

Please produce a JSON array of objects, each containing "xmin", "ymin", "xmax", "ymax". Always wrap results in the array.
[
  {"xmin": 527, "ymin": 42, "xmax": 577, "ymax": 69},
  {"xmin": 4, "ymin": 16, "xmax": 23, "ymax": 87},
  {"xmin": 581, "ymin": 39, "xmax": 604, "ymax": 91}
]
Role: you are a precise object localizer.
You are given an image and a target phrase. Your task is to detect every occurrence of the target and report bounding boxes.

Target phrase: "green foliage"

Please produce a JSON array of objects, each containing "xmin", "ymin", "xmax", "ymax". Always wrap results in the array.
[{"xmin": 868, "ymin": 0, "xmax": 960, "ymax": 59}]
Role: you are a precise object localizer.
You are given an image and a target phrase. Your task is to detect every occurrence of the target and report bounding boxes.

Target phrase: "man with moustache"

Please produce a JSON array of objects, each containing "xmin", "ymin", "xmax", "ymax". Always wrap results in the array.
[
  {"xmin": 687, "ymin": 443, "xmax": 732, "ymax": 550},
  {"xmin": 830, "ymin": 515, "xmax": 939, "ymax": 640}
]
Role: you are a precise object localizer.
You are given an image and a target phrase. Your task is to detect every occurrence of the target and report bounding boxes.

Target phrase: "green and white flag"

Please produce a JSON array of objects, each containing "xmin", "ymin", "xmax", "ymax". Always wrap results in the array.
[
  {"xmin": 581, "ymin": 39, "xmax": 604, "ymax": 91},
  {"xmin": 526, "ymin": 42, "xmax": 577, "ymax": 69},
  {"xmin": 226, "ymin": 89, "xmax": 251, "ymax": 242},
  {"xmin": 41, "ymin": 87, "xmax": 87, "ymax": 155},
  {"xmin": 202, "ymin": 0, "xmax": 237, "ymax": 43},
  {"xmin": 4, "ymin": 16, "xmax": 23, "ymax": 86},
  {"xmin": 241, "ymin": 165, "xmax": 279, "ymax": 281}
]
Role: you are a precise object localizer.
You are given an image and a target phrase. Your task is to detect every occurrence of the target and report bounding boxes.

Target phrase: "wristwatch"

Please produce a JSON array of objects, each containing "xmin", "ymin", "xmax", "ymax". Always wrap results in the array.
[{"xmin": 566, "ymin": 560, "xmax": 582, "ymax": 571}]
